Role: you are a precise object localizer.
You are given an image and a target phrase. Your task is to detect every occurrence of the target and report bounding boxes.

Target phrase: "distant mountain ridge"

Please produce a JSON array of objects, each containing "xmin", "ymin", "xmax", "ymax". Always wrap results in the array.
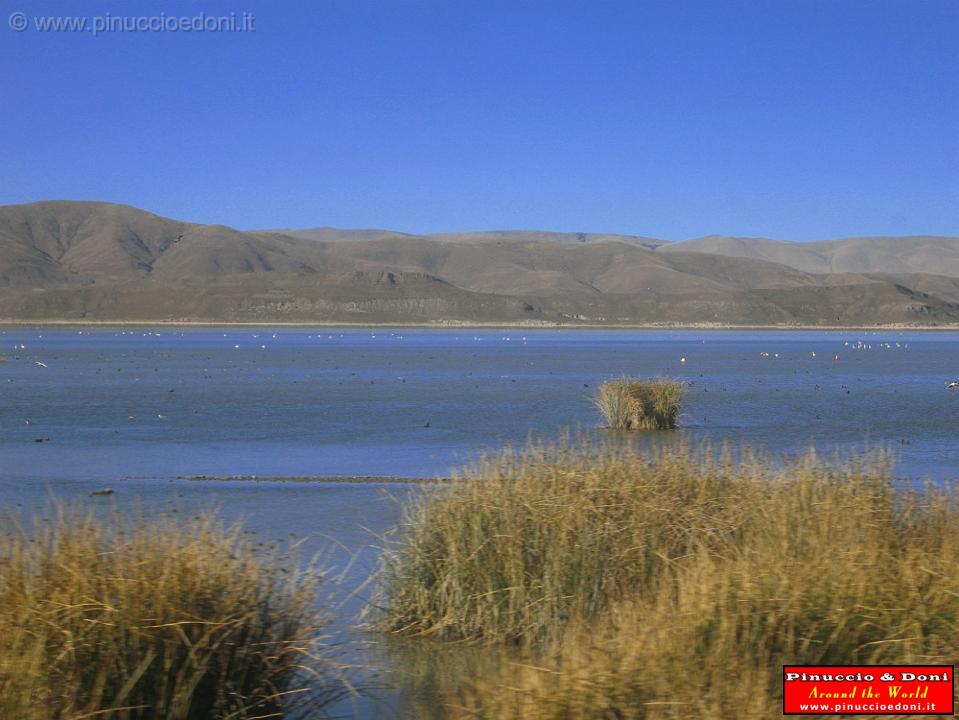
[
  {"xmin": 276, "ymin": 227, "xmax": 668, "ymax": 251},
  {"xmin": 279, "ymin": 225, "xmax": 959, "ymax": 277},
  {"xmin": 1, "ymin": 200, "xmax": 958, "ymax": 326},
  {"xmin": 661, "ymin": 234, "xmax": 959, "ymax": 277}
]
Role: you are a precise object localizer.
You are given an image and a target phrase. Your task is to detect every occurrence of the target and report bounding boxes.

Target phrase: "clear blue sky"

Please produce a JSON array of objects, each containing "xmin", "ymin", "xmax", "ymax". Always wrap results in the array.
[{"xmin": 1, "ymin": 0, "xmax": 956, "ymax": 240}]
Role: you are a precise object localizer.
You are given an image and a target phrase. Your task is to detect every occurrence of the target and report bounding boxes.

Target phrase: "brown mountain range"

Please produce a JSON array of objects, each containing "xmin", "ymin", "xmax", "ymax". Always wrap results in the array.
[{"xmin": 2, "ymin": 200, "xmax": 958, "ymax": 326}]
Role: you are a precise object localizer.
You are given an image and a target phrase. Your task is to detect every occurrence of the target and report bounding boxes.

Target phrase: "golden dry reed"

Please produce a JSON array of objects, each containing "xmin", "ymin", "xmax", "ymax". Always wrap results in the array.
[
  {"xmin": 594, "ymin": 378, "xmax": 684, "ymax": 430},
  {"xmin": 0, "ymin": 507, "xmax": 347, "ymax": 720},
  {"xmin": 378, "ymin": 441, "xmax": 959, "ymax": 719}
]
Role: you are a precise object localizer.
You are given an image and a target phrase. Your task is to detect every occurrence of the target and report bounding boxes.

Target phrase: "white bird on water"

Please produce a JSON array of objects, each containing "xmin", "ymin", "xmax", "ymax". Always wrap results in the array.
[
  {"xmin": 34, "ymin": 361, "xmax": 48, "ymax": 368},
  {"xmin": 947, "ymin": 381, "xmax": 959, "ymax": 389}
]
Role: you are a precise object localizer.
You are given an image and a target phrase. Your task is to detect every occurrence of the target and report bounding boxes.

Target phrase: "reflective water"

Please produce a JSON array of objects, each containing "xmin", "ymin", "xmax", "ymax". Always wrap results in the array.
[{"xmin": 2, "ymin": 327, "xmax": 958, "ymax": 717}]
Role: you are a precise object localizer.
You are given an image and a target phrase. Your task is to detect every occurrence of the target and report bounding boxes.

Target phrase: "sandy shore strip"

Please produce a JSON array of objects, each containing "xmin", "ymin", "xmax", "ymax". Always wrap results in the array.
[{"xmin": 4, "ymin": 319, "xmax": 959, "ymax": 331}]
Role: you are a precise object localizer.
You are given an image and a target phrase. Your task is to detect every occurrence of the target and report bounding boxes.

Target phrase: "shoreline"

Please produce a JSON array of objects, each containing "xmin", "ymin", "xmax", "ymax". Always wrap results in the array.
[
  {"xmin": 3, "ymin": 319, "xmax": 959, "ymax": 331},
  {"xmin": 176, "ymin": 474, "xmax": 446, "ymax": 484}
]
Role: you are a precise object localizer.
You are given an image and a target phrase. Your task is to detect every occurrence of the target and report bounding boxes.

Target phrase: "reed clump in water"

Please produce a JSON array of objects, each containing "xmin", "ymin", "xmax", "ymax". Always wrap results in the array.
[
  {"xmin": 594, "ymin": 377, "xmax": 683, "ymax": 430},
  {"xmin": 0, "ymin": 507, "xmax": 346, "ymax": 720},
  {"xmin": 377, "ymin": 442, "xmax": 959, "ymax": 718}
]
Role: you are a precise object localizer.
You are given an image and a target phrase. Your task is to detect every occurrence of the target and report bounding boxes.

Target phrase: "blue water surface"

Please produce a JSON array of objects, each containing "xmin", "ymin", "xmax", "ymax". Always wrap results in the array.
[
  {"xmin": 1, "ymin": 327, "xmax": 955, "ymax": 485},
  {"xmin": 2, "ymin": 326, "xmax": 958, "ymax": 718}
]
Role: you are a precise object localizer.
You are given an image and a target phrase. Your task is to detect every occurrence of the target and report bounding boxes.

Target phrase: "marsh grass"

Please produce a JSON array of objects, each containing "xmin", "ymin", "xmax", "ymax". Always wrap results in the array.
[
  {"xmin": 0, "ymin": 506, "xmax": 350, "ymax": 720},
  {"xmin": 377, "ymin": 441, "xmax": 762, "ymax": 645},
  {"xmin": 594, "ymin": 377, "xmax": 683, "ymax": 430},
  {"xmin": 377, "ymin": 441, "xmax": 959, "ymax": 718}
]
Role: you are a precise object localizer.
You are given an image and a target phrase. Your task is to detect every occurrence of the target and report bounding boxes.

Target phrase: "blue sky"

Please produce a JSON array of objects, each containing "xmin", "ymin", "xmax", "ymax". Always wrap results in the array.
[{"xmin": 1, "ymin": 0, "xmax": 956, "ymax": 240}]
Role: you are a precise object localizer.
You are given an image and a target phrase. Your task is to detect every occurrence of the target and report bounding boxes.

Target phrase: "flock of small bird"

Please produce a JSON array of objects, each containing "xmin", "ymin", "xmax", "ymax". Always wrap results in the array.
[{"xmin": 5, "ymin": 333, "xmax": 959, "ymax": 397}]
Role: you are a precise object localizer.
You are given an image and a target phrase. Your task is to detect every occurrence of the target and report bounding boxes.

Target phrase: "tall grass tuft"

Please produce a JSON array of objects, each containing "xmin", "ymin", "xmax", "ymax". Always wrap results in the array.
[
  {"xmin": 0, "ymin": 506, "xmax": 347, "ymax": 720},
  {"xmin": 594, "ymin": 377, "xmax": 683, "ymax": 430},
  {"xmin": 376, "ymin": 441, "xmax": 959, "ymax": 717},
  {"xmin": 377, "ymin": 441, "xmax": 762, "ymax": 645}
]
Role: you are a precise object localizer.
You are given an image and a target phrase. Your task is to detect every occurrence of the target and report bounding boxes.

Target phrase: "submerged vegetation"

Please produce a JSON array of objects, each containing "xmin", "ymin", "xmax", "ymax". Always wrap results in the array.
[
  {"xmin": 0, "ymin": 508, "xmax": 347, "ymax": 720},
  {"xmin": 378, "ymin": 441, "xmax": 959, "ymax": 718},
  {"xmin": 594, "ymin": 377, "xmax": 683, "ymax": 430}
]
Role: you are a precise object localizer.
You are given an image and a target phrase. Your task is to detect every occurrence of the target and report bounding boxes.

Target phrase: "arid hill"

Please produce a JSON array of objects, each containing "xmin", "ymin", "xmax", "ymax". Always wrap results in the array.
[
  {"xmin": 278, "ymin": 227, "xmax": 667, "ymax": 251},
  {"xmin": 2, "ymin": 200, "xmax": 958, "ymax": 326},
  {"xmin": 661, "ymin": 234, "xmax": 959, "ymax": 277}
]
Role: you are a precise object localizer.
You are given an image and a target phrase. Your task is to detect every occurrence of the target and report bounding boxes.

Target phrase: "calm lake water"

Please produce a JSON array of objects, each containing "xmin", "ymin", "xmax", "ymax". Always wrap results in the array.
[{"xmin": 2, "ymin": 326, "xmax": 958, "ymax": 717}]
